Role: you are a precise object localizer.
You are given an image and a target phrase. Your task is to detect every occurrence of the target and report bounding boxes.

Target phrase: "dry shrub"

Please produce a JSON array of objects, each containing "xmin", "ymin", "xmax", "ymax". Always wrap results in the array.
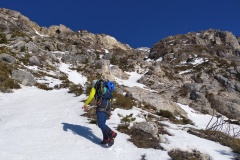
[
  {"xmin": 117, "ymin": 114, "xmax": 136, "ymax": 131},
  {"xmin": 188, "ymin": 129, "xmax": 240, "ymax": 154},
  {"xmin": 112, "ymin": 92, "xmax": 136, "ymax": 109},
  {"xmin": 157, "ymin": 110, "xmax": 175, "ymax": 119},
  {"xmin": 0, "ymin": 33, "xmax": 8, "ymax": 44},
  {"xmin": 35, "ymin": 83, "xmax": 53, "ymax": 91},
  {"xmin": 139, "ymin": 101, "xmax": 155, "ymax": 110},
  {"xmin": 59, "ymin": 74, "xmax": 68, "ymax": 81},
  {"xmin": 0, "ymin": 61, "xmax": 20, "ymax": 92},
  {"xmin": 119, "ymin": 127, "xmax": 161, "ymax": 149},
  {"xmin": 156, "ymin": 110, "xmax": 194, "ymax": 125},
  {"xmin": 158, "ymin": 122, "xmax": 171, "ymax": 136},
  {"xmin": 19, "ymin": 53, "xmax": 31, "ymax": 65},
  {"xmin": 168, "ymin": 149, "xmax": 211, "ymax": 160},
  {"xmin": 0, "ymin": 77, "xmax": 20, "ymax": 92},
  {"xmin": 68, "ymin": 84, "xmax": 83, "ymax": 96}
]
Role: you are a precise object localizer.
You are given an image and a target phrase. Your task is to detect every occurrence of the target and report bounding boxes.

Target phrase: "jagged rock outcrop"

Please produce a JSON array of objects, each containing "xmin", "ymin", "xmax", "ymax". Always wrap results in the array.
[
  {"xmin": 0, "ymin": 8, "xmax": 131, "ymax": 53},
  {"xmin": 39, "ymin": 24, "xmax": 73, "ymax": 36},
  {"xmin": 140, "ymin": 29, "xmax": 240, "ymax": 119},
  {"xmin": 149, "ymin": 29, "xmax": 240, "ymax": 62},
  {"xmin": 77, "ymin": 30, "xmax": 131, "ymax": 50},
  {"xmin": 0, "ymin": 8, "xmax": 39, "ymax": 34}
]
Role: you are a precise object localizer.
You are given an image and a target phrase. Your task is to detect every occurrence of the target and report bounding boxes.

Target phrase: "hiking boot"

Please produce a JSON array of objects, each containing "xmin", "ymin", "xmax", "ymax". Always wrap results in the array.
[
  {"xmin": 109, "ymin": 131, "xmax": 117, "ymax": 140},
  {"xmin": 108, "ymin": 131, "xmax": 117, "ymax": 147},
  {"xmin": 100, "ymin": 138, "xmax": 110, "ymax": 144}
]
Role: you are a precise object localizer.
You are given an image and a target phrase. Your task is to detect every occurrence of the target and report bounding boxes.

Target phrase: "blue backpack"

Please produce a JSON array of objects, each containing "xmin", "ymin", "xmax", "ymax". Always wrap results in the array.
[{"xmin": 94, "ymin": 79, "xmax": 115, "ymax": 100}]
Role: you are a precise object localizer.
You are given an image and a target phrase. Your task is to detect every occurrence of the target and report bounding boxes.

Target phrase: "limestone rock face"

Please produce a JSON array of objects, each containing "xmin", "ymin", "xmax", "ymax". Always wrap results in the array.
[
  {"xmin": 125, "ymin": 87, "xmax": 187, "ymax": 116},
  {"xmin": 39, "ymin": 24, "xmax": 73, "ymax": 36},
  {"xmin": 97, "ymin": 35, "xmax": 131, "ymax": 50},
  {"xmin": 0, "ymin": 8, "xmax": 39, "ymax": 34},
  {"xmin": 76, "ymin": 30, "xmax": 131, "ymax": 50}
]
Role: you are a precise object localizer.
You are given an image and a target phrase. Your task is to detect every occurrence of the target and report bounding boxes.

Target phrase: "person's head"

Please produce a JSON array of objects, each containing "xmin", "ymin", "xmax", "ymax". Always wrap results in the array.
[{"xmin": 92, "ymin": 80, "xmax": 98, "ymax": 87}]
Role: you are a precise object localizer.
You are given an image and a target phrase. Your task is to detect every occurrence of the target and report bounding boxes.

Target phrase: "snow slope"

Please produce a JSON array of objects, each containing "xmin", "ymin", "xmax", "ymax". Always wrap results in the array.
[
  {"xmin": 0, "ymin": 87, "xmax": 170, "ymax": 160},
  {"xmin": 0, "ymin": 63, "xmax": 239, "ymax": 160}
]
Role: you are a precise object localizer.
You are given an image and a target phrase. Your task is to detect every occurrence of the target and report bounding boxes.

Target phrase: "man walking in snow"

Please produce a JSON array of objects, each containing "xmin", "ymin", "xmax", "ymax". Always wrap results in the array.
[{"xmin": 82, "ymin": 79, "xmax": 117, "ymax": 146}]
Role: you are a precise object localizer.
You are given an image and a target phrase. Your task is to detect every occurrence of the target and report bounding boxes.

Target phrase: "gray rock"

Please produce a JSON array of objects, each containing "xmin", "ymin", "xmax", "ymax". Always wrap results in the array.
[
  {"xmin": 0, "ymin": 53, "xmax": 16, "ymax": 63},
  {"xmin": 110, "ymin": 65, "xmax": 127, "ymax": 79},
  {"xmin": 190, "ymin": 90, "xmax": 198, "ymax": 100},
  {"xmin": 25, "ymin": 42, "xmax": 38, "ymax": 52},
  {"xmin": 227, "ymin": 67, "xmax": 237, "ymax": 74},
  {"xmin": 62, "ymin": 54, "xmax": 86, "ymax": 64},
  {"xmin": 225, "ymin": 31, "xmax": 240, "ymax": 49},
  {"xmin": 11, "ymin": 70, "xmax": 36, "ymax": 86},
  {"xmin": 132, "ymin": 122, "xmax": 159, "ymax": 139},
  {"xmin": 125, "ymin": 87, "xmax": 186, "ymax": 116},
  {"xmin": 102, "ymin": 53, "xmax": 112, "ymax": 60},
  {"xmin": 45, "ymin": 44, "xmax": 55, "ymax": 51},
  {"xmin": 216, "ymin": 50, "xmax": 226, "ymax": 57},
  {"xmin": 194, "ymin": 36, "xmax": 206, "ymax": 45},
  {"xmin": 236, "ymin": 66, "xmax": 240, "ymax": 73},
  {"xmin": 125, "ymin": 91, "xmax": 133, "ymax": 98},
  {"xmin": 193, "ymin": 150, "xmax": 212, "ymax": 160},
  {"xmin": 95, "ymin": 59, "xmax": 111, "ymax": 74},
  {"xmin": 211, "ymin": 94, "xmax": 240, "ymax": 120},
  {"xmin": 226, "ymin": 102, "xmax": 240, "ymax": 116},
  {"xmin": 236, "ymin": 83, "xmax": 240, "ymax": 92},
  {"xmin": 215, "ymin": 74, "xmax": 228, "ymax": 86},
  {"xmin": 183, "ymin": 83, "xmax": 200, "ymax": 92},
  {"xmin": 29, "ymin": 56, "xmax": 41, "ymax": 66}
]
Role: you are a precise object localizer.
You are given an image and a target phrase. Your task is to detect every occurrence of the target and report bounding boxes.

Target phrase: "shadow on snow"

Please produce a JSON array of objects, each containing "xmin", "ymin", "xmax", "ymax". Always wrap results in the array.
[
  {"xmin": 61, "ymin": 122, "xmax": 106, "ymax": 147},
  {"xmin": 215, "ymin": 150, "xmax": 240, "ymax": 160}
]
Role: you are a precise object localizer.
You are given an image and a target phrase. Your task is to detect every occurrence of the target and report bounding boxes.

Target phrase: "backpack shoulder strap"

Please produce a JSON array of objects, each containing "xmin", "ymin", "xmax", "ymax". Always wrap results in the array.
[{"xmin": 94, "ymin": 79, "xmax": 106, "ymax": 99}]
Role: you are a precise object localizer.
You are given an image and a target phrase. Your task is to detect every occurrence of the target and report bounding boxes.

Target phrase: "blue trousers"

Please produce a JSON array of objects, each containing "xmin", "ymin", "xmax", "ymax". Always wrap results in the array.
[{"xmin": 97, "ymin": 111, "xmax": 111, "ymax": 139}]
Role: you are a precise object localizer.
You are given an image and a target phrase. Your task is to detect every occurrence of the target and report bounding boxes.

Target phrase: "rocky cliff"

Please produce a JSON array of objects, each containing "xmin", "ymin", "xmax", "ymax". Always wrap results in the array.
[{"xmin": 0, "ymin": 8, "xmax": 240, "ymax": 120}]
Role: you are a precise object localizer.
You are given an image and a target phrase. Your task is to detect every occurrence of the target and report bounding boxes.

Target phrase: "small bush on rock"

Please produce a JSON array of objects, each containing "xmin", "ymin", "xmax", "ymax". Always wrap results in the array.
[
  {"xmin": 156, "ymin": 110, "xmax": 194, "ymax": 125},
  {"xmin": 0, "ymin": 61, "xmax": 20, "ymax": 92},
  {"xmin": 0, "ymin": 33, "xmax": 8, "ymax": 44},
  {"xmin": 117, "ymin": 114, "xmax": 136, "ymax": 130},
  {"xmin": 113, "ymin": 92, "xmax": 136, "ymax": 109}
]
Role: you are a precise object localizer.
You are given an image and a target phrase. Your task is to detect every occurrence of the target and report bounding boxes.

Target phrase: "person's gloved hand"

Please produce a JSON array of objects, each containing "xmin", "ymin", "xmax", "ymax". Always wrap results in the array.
[{"xmin": 82, "ymin": 104, "xmax": 88, "ymax": 111}]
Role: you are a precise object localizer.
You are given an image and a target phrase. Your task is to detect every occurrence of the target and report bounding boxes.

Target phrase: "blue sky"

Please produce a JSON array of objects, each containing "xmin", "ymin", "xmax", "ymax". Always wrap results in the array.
[{"xmin": 0, "ymin": 0, "xmax": 239, "ymax": 48}]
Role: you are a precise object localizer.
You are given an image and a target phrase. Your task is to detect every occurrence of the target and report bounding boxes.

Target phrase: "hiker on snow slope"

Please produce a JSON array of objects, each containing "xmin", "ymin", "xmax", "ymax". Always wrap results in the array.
[{"xmin": 82, "ymin": 79, "xmax": 117, "ymax": 146}]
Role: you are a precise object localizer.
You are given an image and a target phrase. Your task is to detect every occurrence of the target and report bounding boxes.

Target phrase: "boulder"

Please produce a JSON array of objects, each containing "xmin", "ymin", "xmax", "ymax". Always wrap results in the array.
[
  {"xmin": 132, "ymin": 122, "xmax": 159, "ymax": 139},
  {"xmin": 11, "ymin": 70, "xmax": 36, "ymax": 86},
  {"xmin": 0, "ymin": 53, "xmax": 16, "ymax": 63},
  {"xmin": 125, "ymin": 87, "xmax": 187, "ymax": 116},
  {"xmin": 29, "ymin": 56, "xmax": 41, "ymax": 66},
  {"xmin": 25, "ymin": 42, "xmax": 38, "ymax": 52}
]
